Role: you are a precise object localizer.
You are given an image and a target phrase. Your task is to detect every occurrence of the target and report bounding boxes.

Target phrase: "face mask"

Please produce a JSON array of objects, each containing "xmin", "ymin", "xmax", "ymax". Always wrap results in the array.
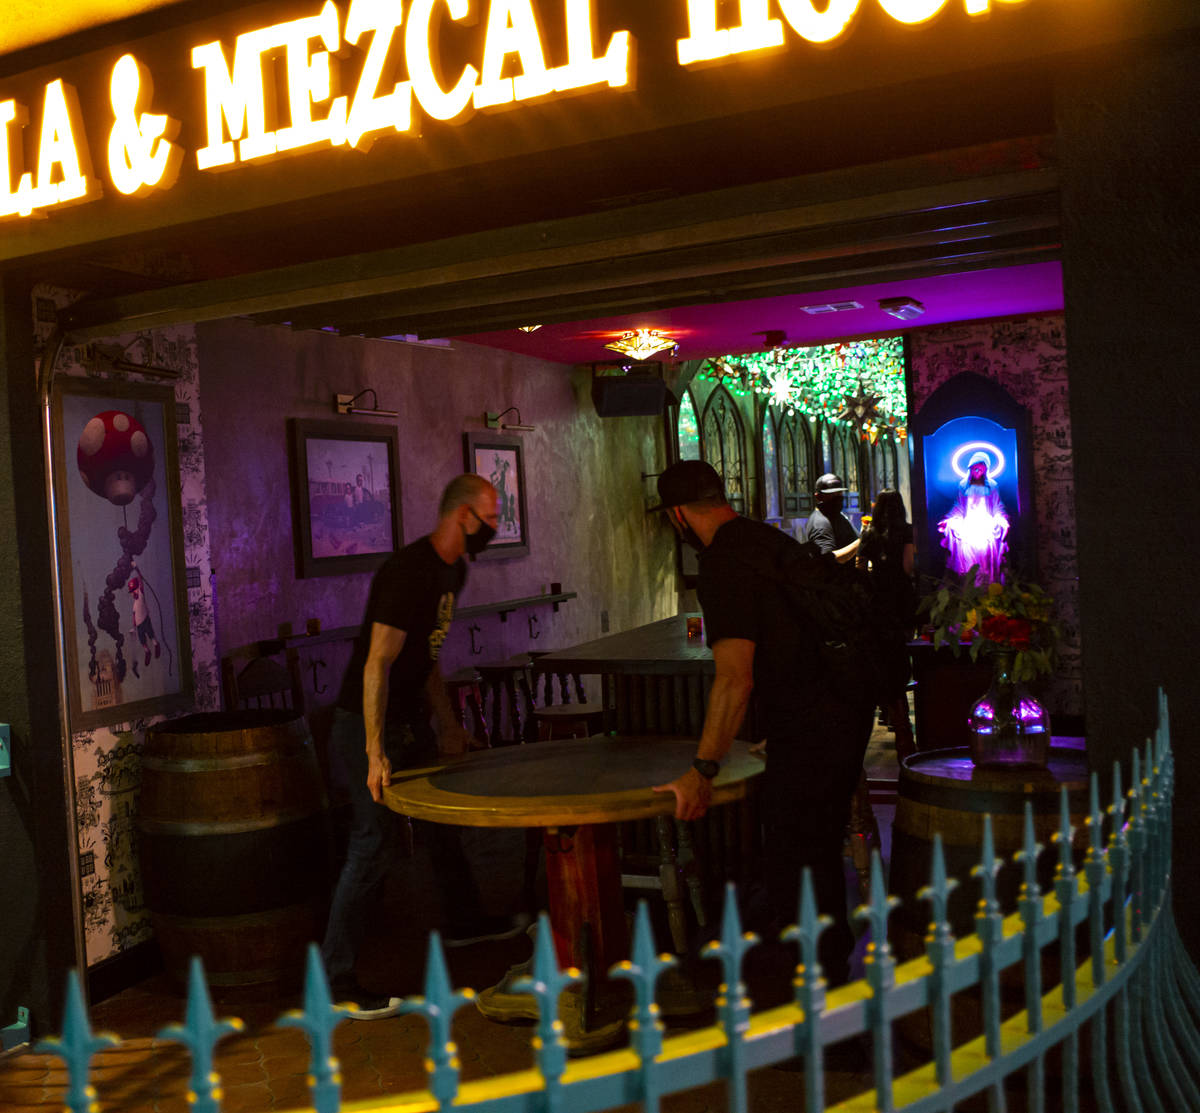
[
  {"xmin": 465, "ymin": 507, "xmax": 496, "ymax": 555},
  {"xmin": 672, "ymin": 508, "xmax": 704, "ymax": 552},
  {"xmin": 821, "ymin": 495, "xmax": 844, "ymax": 515}
]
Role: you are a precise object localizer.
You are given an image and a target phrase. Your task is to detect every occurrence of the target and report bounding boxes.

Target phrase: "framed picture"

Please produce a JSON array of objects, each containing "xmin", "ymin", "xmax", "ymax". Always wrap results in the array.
[
  {"xmin": 463, "ymin": 431, "xmax": 529, "ymax": 559},
  {"xmin": 289, "ymin": 419, "xmax": 402, "ymax": 577},
  {"xmin": 51, "ymin": 377, "xmax": 194, "ymax": 730}
]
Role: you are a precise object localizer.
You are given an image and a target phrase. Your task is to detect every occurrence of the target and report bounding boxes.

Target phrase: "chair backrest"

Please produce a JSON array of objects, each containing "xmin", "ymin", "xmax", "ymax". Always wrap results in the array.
[{"xmin": 221, "ymin": 646, "xmax": 305, "ymax": 712}]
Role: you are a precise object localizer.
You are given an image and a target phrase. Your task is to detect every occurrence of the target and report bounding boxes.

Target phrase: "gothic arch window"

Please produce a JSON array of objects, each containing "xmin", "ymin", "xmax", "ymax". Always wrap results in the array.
[
  {"xmin": 676, "ymin": 389, "xmax": 702, "ymax": 461},
  {"xmin": 761, "ymin": 409, "xmax": 780, "ymax": 520},
  {"xmin": 818, "ymin": 421, "xmax": 833, "ymax": 476},
  {"xmin": 701, "ymin": 387, "xmax": 747, "ymax": 512},
  {"xmin": 779, "ymin": 412, "xmax": 813, "ymax": 516}
]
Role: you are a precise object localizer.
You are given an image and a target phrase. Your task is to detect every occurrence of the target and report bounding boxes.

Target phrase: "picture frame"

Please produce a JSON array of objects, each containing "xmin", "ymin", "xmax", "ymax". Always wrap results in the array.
[
  {"xmin": 289, "ymin": 418, "xmax": 403, "ymax": 578},
  {"xmin": 51, "ymin": 377, "xmax": 194, "ymax": 730},
  {"xmin": 463, "ymin": 431, "xmax": 529, "ymax": 559}
]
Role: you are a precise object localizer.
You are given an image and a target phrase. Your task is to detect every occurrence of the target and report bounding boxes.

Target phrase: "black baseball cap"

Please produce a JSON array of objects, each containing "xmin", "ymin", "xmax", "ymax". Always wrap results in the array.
[
  {"xmin": 651, "ymin": 460, "xmax": 726, "ymax": 511},
  {"xmin": 814, "ymin": 472, "xmax": 848, "ymax": 494}
]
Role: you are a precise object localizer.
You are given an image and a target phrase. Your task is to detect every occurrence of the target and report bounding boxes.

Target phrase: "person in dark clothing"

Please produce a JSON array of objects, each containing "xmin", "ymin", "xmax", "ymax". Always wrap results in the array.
[
  {"xmin": 805, "ymin": 472, "xmax": 860, "ymax": 563},
  {"xmin": 321, "ymin": 473, "xmax": 522, "ymax": 1018},
  {"xmin": 856, "ymin": 488, "xmax": 917, "ymax": 760},
  {"xmin": 649, "ymin": 460, "xmax": 874, "ymax": 984}
]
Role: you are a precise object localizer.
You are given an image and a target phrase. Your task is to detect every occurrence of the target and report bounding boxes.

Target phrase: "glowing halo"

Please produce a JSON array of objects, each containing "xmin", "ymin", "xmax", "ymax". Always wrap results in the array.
[{"xmin": 951, "ymin": 441, "xmax": 1006, "ymax": 481}]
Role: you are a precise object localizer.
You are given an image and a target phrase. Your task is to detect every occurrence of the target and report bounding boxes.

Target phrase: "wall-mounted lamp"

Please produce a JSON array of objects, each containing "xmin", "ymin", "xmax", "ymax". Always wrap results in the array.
[
  {"xmin": 485, "ymin": 406, "xmax": 535, "ymax": 432},
  {"xmin": 334, "ymin": 388, "xmax": 398, "ymax": 417}
]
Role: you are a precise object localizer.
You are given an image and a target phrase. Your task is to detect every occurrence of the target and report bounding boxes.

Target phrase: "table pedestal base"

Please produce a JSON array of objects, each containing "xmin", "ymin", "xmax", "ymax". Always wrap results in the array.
[{"xmin": 477, "ymin": 823, "xmax": 630, "ymax": 1054}]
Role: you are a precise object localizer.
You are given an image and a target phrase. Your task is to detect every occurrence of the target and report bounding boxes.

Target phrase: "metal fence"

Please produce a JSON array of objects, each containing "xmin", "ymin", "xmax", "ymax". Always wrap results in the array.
[{"xmin": 33, "ymin": 689, "xmax": 1200, "ymax": 1113}]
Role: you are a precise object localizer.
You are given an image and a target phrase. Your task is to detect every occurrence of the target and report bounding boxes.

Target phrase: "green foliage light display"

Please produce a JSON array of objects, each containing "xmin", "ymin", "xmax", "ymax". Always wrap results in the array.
[{"xmin": 695, "ymin": 337, "xmax": 908, "ymax": 438}]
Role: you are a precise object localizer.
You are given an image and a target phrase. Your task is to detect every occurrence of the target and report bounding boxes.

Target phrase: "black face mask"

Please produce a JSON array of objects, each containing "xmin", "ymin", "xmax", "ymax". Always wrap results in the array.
[
  {"xmin": 672, "ymin": 508, "xmax": 704, "ymax": 552},
  {"xmin": 821, "ymin": 495, "xmax": 844, "ymax": 516},
  {"xmin": 465, "ymin": 508, "xmax": 496, "ymax": 555}
]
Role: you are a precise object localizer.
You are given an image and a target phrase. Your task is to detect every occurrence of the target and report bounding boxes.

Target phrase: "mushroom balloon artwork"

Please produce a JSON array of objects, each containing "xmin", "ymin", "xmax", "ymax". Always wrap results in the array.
[{"xmin": 76, "ymin": 409, "xmax": 171, "ymax": 687}]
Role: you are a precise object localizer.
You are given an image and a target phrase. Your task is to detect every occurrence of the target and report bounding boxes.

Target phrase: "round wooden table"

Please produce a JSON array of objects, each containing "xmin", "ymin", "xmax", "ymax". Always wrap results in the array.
[{"xmin": 383, "ymin": 734, "xmax": 764, "ymax": 1048}]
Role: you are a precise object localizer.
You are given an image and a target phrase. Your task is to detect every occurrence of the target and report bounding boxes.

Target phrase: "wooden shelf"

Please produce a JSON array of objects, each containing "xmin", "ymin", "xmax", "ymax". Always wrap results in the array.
[{"xmin": 236, "ymin": 592, "xmax": 579, "ymax": 656}]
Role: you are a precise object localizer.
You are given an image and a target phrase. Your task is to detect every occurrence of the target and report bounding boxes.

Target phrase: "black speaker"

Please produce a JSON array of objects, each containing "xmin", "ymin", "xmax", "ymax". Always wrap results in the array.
[{"xmin": 591, "ymin": 373, "xmax": 668, "ymax": 417}]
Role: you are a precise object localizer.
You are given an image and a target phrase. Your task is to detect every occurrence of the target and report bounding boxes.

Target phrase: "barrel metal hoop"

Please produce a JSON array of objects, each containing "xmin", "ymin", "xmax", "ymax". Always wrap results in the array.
[
  {"xmin": 137, "ymin": 808, "xmax": 319, "ymax": 836},
  {"xmin": 141, "ymin": 751, "xmax": 289, "ymax": 772}
]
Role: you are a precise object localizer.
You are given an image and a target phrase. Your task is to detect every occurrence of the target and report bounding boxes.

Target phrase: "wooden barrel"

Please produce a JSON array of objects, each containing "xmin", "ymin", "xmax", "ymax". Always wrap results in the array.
[
  {"xmin": 888, "ymin": 746, "xmax": 1088, "ymax": 1049},
  {"xmin": 138, "ymin": 710, "xmax": 331, "ymax": 991},
  {"xmin": 890, "ymin": 746, "xmax": 1089, "ymax": 957}
]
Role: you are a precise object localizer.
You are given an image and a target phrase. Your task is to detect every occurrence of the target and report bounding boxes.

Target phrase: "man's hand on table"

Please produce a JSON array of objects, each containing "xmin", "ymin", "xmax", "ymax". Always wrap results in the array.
[
  {"xmin": 653, "ymin": 767, "xmax": 713, "ymax": 821},
  {"xmin": 367, "ymin": 749, "xmax": 392, "ymax": 804}
]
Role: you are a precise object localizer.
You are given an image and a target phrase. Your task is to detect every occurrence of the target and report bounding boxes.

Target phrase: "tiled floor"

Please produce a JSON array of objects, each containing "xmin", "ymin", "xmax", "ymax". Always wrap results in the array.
[{"xmin": 2, "ymin": 723, "xmax": 910, "ymax": 1113}]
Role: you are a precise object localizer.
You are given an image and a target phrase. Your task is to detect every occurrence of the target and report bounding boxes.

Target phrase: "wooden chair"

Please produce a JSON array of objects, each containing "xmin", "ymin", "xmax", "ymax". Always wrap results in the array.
[
  {"xmin": 445, "ymin": 666, "xmax": 491, "ymax": 748},
  {"xmin": 527, "ymin": 654, "xmax": 605, "ymax": 741},
  {"xmin": 477, "ymin": 654, "xmax": 539, "ymax": 745},
  {"xmin": 221, "ymin": 643, "xmax": 306, "ymax": 713}
]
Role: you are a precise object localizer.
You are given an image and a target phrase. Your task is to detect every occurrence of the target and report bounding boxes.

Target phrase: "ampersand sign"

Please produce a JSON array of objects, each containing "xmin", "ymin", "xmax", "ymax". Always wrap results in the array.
[{"xmin": 107, "ymin": 54, "xmax": 182, "ymax": 196}]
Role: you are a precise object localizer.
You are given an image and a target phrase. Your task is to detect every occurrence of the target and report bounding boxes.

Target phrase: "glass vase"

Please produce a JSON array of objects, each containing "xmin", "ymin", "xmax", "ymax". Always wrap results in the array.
[{"xmin": 967, "ymin": 652, "xmax": 1050, "ymax": 768}]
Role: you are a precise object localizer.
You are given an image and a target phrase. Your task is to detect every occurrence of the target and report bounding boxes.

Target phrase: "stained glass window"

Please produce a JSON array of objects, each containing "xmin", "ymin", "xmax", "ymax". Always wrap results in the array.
[
  {"xmin": 702, "ymin": 388, "xmax": 746, "ymax": 513},
  {"xmin": 677, "ymin": 389, "xmax": 701, "ymax": 461},
  {"xmin": 762, "ymin": 410, "xmax": 780, "ymax": 520}
]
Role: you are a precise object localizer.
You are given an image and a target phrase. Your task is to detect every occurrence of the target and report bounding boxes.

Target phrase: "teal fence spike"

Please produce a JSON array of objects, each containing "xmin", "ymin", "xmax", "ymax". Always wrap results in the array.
[
  {"xmin": 34, "ymin": 970, "xmax": 119, "ymax": 1113},
  {"xmin": 1016, "ymin": 801, "xmax": 1044, "ymax": 1037},
  {"xmin": 919, "ymin": 833, "xmax": 958, "ymax": 1089},
  {"xmin": 512, "ymin": 912, "xmax": 581, "ymax": 1113},
  {"xmin": 611, "ymin": 902, "xmax": 676, "ymax": 1113},
  {"xmin": 156, "ymin": 956, "xmax": 245, "ymax": 1113},
  {"xmin": 278, "ymin": 944, "xmax": 349, "ymax": 1113},
  {"xmin": 972, "ymin": 812, "xmax": 1002, "ymax": 914},
  {"xmin": 972, "ymin": 815, "xmax": 1006, "ymax": 1112},
  {"xmin": 854, "ymin": 850, "xmax": 899, "ymax": 1113},
  {"xmin": 782, "ymin": 868, "xmax": 830, "ymax": 1113},
  {"xmin": 397, "ymin": 931, "xmax": 475, "ymax": 1110},
  {"xmin": 702, "ymin": 884, "xmax": 758, "ymax": 1113}
]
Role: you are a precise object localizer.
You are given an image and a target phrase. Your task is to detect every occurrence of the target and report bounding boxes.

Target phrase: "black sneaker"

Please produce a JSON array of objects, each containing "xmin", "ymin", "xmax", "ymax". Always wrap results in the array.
[
  {"xmin": 442, "ymin": 912, "xmax": 532, "ymax": 949},
  {"xmin": 331, "ymin": 982, "xmax": 402, "ymax": 1020}
]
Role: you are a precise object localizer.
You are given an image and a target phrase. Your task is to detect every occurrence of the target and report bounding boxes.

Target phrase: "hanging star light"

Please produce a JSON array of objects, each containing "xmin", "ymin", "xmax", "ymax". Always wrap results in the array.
[
  {"xmin": 605, "ymin": 329, "xmax": 677, "ymax": 360},
  {"xmin": 836, "ymin": 378, "xmax": 884, "ymax": 430}
]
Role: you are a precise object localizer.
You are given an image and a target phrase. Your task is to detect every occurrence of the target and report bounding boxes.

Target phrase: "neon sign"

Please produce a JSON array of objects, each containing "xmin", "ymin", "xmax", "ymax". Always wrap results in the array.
[{"xmin": 0, "ymin": 0, "xmax": 1034, "ymax": 222}]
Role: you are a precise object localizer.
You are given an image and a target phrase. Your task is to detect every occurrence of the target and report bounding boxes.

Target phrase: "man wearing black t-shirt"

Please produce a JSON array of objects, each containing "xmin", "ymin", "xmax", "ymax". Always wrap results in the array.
[
  {"xmin": 321, "ymin": 473, "xmax": 512, "ymax": 1016},
  {"xmin": 804, "ymin": 472, "xmax": 860, "ymax": 564},
  {"xmin": 650, "ymin": 460, "xmax": 873, "ymax": 984}
]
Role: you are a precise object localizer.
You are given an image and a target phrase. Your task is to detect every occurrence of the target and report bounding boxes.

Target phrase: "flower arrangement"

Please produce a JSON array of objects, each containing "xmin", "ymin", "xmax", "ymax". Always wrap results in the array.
[{"xmin": 919, "ymin": 565, "xmax": 1060, "ymax": 684}]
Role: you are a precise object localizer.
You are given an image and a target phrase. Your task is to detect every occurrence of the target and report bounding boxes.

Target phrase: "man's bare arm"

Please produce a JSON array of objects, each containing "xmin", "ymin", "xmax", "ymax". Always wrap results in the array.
[
  {"xmin": 653, "ymin": 637, "xmax": 755, "ymax": 821},
  {"xmin": 363, "ymin": 622, "xmax": 405, "ymax": 802}
]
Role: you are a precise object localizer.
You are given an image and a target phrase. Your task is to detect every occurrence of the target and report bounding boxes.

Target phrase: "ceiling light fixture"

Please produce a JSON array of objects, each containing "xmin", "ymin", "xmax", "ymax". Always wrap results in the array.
[
  {"xmin": 878, "ymin": 296, "xmax": 925, "ymax": 321},
  {"xmin": 516, "ymin": 325, "xmax": 542, "ymax": 332},
  {"xmin": 604, "ymin": 329, "xmax": 676, "ymax": 360}
]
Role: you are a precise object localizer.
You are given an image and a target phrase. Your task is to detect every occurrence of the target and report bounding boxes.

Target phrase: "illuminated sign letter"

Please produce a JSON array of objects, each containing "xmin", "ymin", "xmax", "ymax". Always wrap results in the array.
[
  {"xmin": 474, "ymin": 0, "xmax": 555, "ymax": 109},
  {"xmin": 677, "ymin": 0, "xmax": 784, "ymax": 66},
  {"xmin": 556, "ymin": 0, "xmax": 630, "ymax": 92},
  {"xmin": 0, "ymin": 99, "xmax": 33, "ymax": 218},
  {"xmin": 406, "ymin": 0, "xmax": 479, "ymax": 122},
  {"xmin": 274, "ymin": 1, "xmax": 349, "ymax": 152},
  {"xmin": 192, "ymin": 35, "xmax": 274, "ymax": 168},
  {"xmin": 36, "ymin": 80, "xmax": 96, "ymax": 211},
  {"xmin": 345, "ymin": 0, "xmax": 413, "ymax": 148},
  {"xmin": 777, "ymin": 0, "xmax": 860, "ymax": 43},
  {"xmin": 876, "ymin": 0, "xmax": 948, "ymax": 25},
  {"xmin": 106, "ymin": 54, "xmax": 183, "ymax": 196}
]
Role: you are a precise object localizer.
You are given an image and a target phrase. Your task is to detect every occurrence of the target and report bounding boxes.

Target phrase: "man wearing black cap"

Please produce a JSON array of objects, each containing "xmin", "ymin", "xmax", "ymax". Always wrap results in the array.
[
  {"xmin": 650, "ymin": 460, "xmax": 872, "ymax": 984},
  {"xmin": 805, "ymin": 473, "xmax": 860, "ymax": 563}
]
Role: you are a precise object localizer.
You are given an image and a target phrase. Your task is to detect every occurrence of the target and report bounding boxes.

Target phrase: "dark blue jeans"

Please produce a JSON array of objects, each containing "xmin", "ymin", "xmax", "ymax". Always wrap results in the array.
[
  {"xmin": 760, "ymin": 696, "xmax": 875, "ymax": 983},
  {"xmin": 320, "ymin": 708, "xmax": 481, "ymax": 987}
]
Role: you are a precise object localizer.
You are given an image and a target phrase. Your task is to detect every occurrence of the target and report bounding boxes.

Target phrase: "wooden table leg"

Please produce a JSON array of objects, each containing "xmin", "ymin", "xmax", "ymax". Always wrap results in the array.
[{"xmin": 542, "ymin": 824, "xmax": 628, "ymax": 1052}]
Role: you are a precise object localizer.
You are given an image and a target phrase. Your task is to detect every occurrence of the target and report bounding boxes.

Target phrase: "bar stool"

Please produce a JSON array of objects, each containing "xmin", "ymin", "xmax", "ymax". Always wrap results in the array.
[
  {"xmin": 527, "ymin": 652, "xmax": 605, "ymax": 740},
  {"xmin": 445, "ymin": 666, "xmax": 490, "ymax": 748},
  {"xmin": 477, "ymin": 655, "xmax": 538, "ymax": 745}
]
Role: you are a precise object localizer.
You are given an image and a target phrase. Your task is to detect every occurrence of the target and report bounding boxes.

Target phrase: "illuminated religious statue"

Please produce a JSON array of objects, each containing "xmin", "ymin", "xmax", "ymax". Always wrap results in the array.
[{"xmin": 938, "ymin": 449, "xmax": 1010, "ymax": 583}]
